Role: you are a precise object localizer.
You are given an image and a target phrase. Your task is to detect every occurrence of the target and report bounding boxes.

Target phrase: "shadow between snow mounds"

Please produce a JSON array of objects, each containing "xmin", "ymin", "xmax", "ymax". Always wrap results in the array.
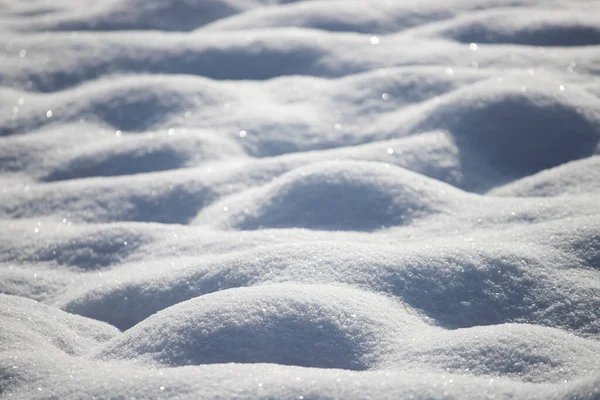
[
  {"xmin": 40, "ymin": 146, "xmax": 186, "ymax": 182},
  {"xmin": 391, "ymin": 256, "xmax": 536, "ymax": 329},
  {"xmin": 124, "ymin": 184, "xmax": 213, "ymax": 225}
]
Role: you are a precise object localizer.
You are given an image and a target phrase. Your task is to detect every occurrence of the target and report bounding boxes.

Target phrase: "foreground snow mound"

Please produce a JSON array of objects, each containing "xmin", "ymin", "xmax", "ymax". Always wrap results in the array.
[
  {"xmin": 58, "ymin": 221, "xmax": 600, "ymax": 336},
  {"xmin": 96, "ymin": 283, "xmax": 422, "ymax": 370},
  {"xmin": 391, "ymin": 324, "xmax": 600, "ymax": 383},
  {"xmin": 5, "ymin": 356, "xmax": 595, "ymax": 400}
]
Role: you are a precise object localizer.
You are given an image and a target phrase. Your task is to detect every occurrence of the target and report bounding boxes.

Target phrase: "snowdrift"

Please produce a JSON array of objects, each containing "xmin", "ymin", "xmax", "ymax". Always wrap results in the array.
[{"xmin": 1, "ymin": 0, "xmax": 600, "ymax": 399}]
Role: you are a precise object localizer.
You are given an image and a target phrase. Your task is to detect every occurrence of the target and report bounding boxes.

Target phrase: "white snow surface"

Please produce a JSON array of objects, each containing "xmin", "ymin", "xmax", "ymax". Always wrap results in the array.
[{"xmin": 1, "ymin": 0, "xmax": 600, "ymax": 398}]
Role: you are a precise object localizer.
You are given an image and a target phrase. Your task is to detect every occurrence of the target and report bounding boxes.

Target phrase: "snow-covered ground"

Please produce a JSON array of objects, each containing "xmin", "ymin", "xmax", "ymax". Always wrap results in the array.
[{"xmin": 1, "ymin": 0, "xmax": 600, "ymax": 398}]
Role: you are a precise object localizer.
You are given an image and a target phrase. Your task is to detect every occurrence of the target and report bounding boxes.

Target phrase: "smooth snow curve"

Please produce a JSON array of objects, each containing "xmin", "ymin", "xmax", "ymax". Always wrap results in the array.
[{"xmin": 1, "ymin": 0, "xmax": 600, "ymax": 399}]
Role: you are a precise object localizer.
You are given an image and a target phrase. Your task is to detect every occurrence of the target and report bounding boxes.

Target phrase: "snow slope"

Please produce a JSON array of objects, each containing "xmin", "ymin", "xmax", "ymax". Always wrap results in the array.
[{"xmin": 1, "ymin": 0, "xmax": 600, "ymax": 398}]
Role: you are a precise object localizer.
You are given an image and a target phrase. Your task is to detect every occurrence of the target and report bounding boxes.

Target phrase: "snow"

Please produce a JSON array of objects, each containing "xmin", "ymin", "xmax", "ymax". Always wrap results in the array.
[{"xmin": 1, "ymin": 0, "xmax": 600, "ymax": 398}]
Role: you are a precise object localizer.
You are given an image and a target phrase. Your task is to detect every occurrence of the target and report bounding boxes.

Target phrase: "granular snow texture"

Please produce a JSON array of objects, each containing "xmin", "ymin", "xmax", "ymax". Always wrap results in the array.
[{"xmin": 1, "ymin": 0, "xmax": 600, "ymax": 399}]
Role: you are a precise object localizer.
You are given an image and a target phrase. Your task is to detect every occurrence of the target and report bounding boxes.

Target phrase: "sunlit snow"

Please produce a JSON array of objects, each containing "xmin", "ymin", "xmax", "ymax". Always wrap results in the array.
[{"xmin": 1, "ymin": 0, "xmax": 600, "ymax": 399}]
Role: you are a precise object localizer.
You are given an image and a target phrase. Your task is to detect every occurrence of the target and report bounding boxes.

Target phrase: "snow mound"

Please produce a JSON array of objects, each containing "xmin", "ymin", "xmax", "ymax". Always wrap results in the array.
[
  {"xmin": 0, "ymin": 172, "xmax": 217, "ymax": 224},
  {"xmin": 194, "ymin": 160, "xmax": 464, "ymax": 230},
  {"xmin": 202, "ymin": 0, "xmax": 456, "ymax": 33},
  {"xmin": 0, "ymin": 223, "xmax": 149, "ymax": 269},
  {"xmin": 490, "ymin": 156, "xmax": 600, "ymax": 197},
  {"xmin": 58, "ymin": 226, "xmax": 600, "ymax": 336},
  {"xmin": 40, "ymin": 133, "xmax": 245, "ymax": 182},
  {"xmin": 96, "ymin": 283, "xmax": 422, "ymax": 370},
  {"xmin": 534, "ymin": 218, "xmax": 600, "ymax": 271},
  {"xmin": 392, "ymin": 324, "xmax": 600, "ymax": 383},
  {"xmin": 0, "ymin": 294, "xmax": 118, "ymax": 355},
  {"xmin": 23, "ymin": 0, "xmax": 267, "ymax": 32},
  {"xmin": 411, "ymin": 79, "xmax": 600, "ymax": 183},
  {"xmin": 2, "ymin": 30, "xmax": 331, "ymax": 92},
  {"xmin": 6, "ymin": 356, "xmax": 594, "ymax": 400},
  {"xmin": 2, "ymin": 76, "xmax": 235, "ymax": 136},
  {"xmin": 433, "ymin": 9, "xmax": 600, "ymax": 46}
]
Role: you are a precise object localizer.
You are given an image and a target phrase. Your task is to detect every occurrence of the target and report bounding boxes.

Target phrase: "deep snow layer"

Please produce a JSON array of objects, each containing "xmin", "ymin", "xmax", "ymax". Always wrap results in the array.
[{"xmin": 1, "ymin": 0, "xmax": 600, "ymax": 399}]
